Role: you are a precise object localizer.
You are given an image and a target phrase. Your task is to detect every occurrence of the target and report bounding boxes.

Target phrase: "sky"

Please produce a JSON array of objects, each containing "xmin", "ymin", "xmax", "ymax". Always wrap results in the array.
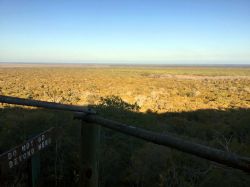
[{"xmin": 0, "ymin": 0, "xmax": 250, "ymax": 64}]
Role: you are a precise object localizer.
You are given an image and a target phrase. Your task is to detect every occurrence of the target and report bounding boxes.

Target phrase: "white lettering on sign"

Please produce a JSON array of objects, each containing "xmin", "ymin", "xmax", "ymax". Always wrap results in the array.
[
  {"xmin": 9, "ymin": 160, "xmax": 13, "ymax": 168},
  {"xmin": 4, "ymin": 132, "xmax": 52, "ymax": 169},
  {"xmin": 14, "ymin": 158, "xmax": 18, "ymax": 165},
  {"xmin": 8, "ymin": 152, "xmax": 12, "ymax": 160},
  {"xmin": 13, "ymin": 150, "xmax": 17, "ymax": 157},
  {"xmin": 22, "ymin": 145, "xmax": 26, "ymax": 152},
  {"xmin": 31, "ymin": 148, "xmax": 35, "ymax": 155},
  {"xmin": 19, "ymin": 155, "xmax": 22, "ymax": 162}
]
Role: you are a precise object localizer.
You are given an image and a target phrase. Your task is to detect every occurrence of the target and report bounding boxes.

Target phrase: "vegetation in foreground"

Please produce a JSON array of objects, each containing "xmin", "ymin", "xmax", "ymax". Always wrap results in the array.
[{"xmin": 0, "ymin": 67, "xmax": 249, "ymax": 186}]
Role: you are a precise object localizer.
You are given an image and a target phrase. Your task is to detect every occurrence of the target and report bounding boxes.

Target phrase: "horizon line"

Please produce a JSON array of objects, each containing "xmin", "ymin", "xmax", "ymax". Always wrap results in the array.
[{"xmin": 0, "ymin": 62, "xmax": 250, "ymax": 68}]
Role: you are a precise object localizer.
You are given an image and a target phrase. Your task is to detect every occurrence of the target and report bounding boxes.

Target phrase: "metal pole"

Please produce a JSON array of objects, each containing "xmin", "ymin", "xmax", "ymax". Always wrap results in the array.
[
  {"xmin": 0, "ymin": 95, "xmax": 95, "ymax": 114},
  {"xmin": 27, "ymin": 154, "xmax": 40, "ymax": 187},
  {"xmin": 1, "ymin": 95, "xmax": 249, "ymax": 173},
  {"xmin": 31, "ymin": 154, "xmax": 40, "ymax": 187},
  {"xmin": 79, "ymin": 118, "xmax": 100, "ymax": 187},
  {"xmin": 74, "ymin": 112, "xmax": 250, "ymax": 173}
]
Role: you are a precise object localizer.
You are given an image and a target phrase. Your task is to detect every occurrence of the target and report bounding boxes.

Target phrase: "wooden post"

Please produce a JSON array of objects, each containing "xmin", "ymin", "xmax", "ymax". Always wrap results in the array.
[
  {"xmin": 27, "ymin": 154, "xmax": 40, "ymax": 187},
  {"xmin": 79, "ymin": 119, "xmax": 100, "ymax": 187},
  {"xmin": 31, "ymin": 154, "xmax": 40, "ymax": 187}
]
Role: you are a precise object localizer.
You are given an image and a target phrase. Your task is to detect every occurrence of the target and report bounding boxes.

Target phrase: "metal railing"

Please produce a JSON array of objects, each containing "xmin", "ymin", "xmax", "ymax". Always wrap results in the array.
[{"xmin": 0, "ymin": 95, "xmax": 250, "ymax": 187}]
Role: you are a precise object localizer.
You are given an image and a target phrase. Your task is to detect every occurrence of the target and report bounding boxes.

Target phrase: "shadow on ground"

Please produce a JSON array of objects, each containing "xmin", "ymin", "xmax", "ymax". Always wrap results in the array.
[{"xmin": 0, "ymin": 97, "xmax": 249, "ymax": 187}]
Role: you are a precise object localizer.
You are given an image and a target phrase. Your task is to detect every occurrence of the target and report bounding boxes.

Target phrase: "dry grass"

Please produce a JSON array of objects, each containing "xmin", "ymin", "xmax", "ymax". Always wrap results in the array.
[{"xmin": 0, "ymin": 66, "xmax": 249, "ymax": 112}]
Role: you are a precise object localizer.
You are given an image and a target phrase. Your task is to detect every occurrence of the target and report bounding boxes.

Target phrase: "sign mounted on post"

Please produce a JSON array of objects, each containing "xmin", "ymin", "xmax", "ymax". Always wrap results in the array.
[{"xmin": 0, "ymin": 127, "xmax": 55, "ymax": 169}]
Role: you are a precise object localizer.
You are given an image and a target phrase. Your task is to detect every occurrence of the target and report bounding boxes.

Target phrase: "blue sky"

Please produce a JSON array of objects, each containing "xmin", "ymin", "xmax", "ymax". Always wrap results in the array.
[{"xmin": 0, "ymin": 0, "xmax": 250, "ymax": 64}]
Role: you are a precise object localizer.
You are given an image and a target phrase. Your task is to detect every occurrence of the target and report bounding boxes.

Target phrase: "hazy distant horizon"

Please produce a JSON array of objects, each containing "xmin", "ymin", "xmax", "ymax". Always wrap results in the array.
[
  {"xmin": 0, "ymin": 59, "xmax": 250, "ymax": 65},
  {"xmin": 0, "ymin": 61, "xmax": 250, "ymax": 68}
]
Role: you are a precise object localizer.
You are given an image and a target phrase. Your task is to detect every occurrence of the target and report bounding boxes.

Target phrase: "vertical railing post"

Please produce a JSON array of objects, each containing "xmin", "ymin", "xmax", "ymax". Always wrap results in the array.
[
  {"xmin": 31, "ymin": 154, "xmax": 40, "ymax": 187},
  {"xmin": 27, "ymin": 154, "xmax": 40, "ymax": 187},
  {"xmin": 79, "ymin": 116, "xmax": 100, "ymax": 187}
]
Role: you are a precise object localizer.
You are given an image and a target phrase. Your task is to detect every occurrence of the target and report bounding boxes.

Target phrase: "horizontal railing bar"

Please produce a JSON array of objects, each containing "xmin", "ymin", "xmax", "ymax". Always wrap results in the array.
[
  {"xmin": 0, "ymin": 95, "xmax": 95, "ymax": 114},
  {"xmin": 1, "ymin": 95, "xmax": 249, "ymax": 173},
  {"xmin": 75, "ymin": 113, "xmax": 250, "ymax": 173}
]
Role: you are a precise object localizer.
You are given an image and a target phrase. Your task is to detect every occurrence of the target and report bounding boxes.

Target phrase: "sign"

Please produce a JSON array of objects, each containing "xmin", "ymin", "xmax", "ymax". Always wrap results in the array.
[{"xmin": 0, "ymin": 127, "xmax": 54, "ymax": 169}]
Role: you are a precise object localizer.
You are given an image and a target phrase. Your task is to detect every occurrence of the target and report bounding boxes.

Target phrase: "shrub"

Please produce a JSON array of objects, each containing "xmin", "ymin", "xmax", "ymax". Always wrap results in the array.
[{"xmin": 99, "ymin": 95, "xmax": 140, "ymax": 111}]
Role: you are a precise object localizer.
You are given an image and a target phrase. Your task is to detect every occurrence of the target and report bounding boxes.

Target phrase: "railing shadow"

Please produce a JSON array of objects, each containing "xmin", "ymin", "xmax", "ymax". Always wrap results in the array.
[{"xmin": 0, "ymin": 100, "xmax": 250, "ymax": 187}]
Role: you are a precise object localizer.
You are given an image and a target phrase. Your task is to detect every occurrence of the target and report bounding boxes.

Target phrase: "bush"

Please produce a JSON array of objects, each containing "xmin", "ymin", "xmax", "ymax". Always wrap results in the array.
[{"xmin": 99, "ymin": 95, "xmax": 140, "ymax": 111}]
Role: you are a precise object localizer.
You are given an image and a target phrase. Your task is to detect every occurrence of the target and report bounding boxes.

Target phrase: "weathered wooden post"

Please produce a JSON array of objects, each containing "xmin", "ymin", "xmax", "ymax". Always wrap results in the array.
[
  {"xmin": 31, "ymin": 154, "xmax": 40, "ymax": 187},
  {"xmin": 75, "ymin": 111, "xmax": 100, "ymax": 187},
  {"xmin": 27, "ymin": 134, "xmax": 41, "ymax": 187},
  {"xmin": 27, "ymin": 154, "xmax": 40, "ymax": 187}
]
